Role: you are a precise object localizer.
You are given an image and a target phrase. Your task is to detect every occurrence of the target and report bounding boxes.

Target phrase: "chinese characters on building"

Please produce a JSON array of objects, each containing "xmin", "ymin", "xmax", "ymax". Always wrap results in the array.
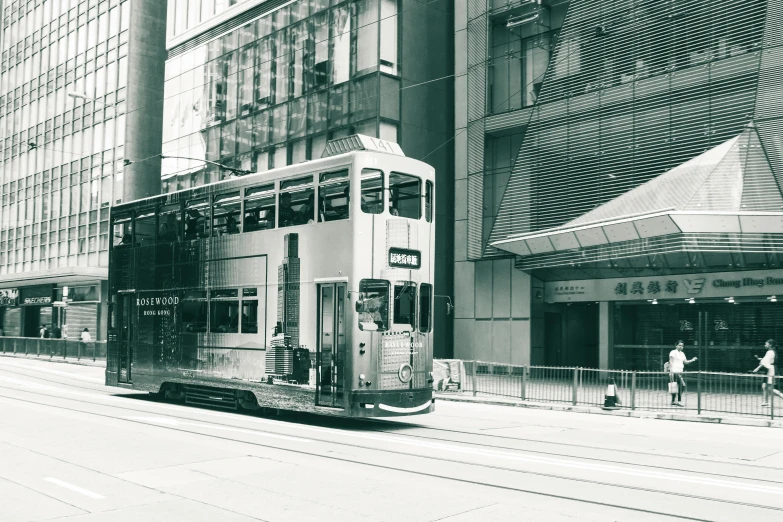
[{"xmin": 615, "ymin": 280, "xmax": 678, "ymax": 296}]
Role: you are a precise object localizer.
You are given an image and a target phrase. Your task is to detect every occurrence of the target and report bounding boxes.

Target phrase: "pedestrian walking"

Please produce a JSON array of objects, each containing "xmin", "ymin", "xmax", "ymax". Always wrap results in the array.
[
  {"xmin": 80, "ymin": 328, "xmax": 92, "ymax": 343},
  {"xmin": 753, "ymin": 339, "xmax": 778, "ymax": 407},
  {"xmin": 669, "ymin": 340, "xmax": 697, "ymax": 406}
]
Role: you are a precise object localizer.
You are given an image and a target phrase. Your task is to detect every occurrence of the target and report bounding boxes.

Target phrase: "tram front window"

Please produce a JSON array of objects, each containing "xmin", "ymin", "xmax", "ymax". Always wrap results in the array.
[
  {"xmin": 389, "ymin": 173, "xmax": 421, "ymax": 219},
  {"xmin": 358, "ymin": 279, "xmax": 389, "ymax": 331},
  {"xmin": 394, "ymin": 282, "xmax": 417, "ymax": 328}
]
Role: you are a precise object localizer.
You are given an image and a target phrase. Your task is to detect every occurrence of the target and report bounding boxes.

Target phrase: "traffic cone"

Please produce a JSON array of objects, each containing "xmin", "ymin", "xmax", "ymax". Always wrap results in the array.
[{"xmin": 603, "ymin": 379, "xmax": 619, "ymax": 410}]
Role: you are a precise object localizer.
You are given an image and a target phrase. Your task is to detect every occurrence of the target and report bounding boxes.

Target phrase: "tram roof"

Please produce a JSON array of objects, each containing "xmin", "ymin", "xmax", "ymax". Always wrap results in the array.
[{"xmin": 116, "ymin": 136, "xmax": 431, "ymax": 210}]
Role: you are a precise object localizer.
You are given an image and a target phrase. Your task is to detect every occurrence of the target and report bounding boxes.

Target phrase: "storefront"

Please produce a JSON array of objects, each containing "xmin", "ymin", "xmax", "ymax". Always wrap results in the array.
[
  {"xmin": 0, "ymin": 283, "xmax": 104, "ymax": 339},
  {"xmin": 488, "ymin": 126, "xmax": 783, "ymax": 371},
  {"xmin": 543, "ymin": 269, "xmax": 783, "ymax": 373}
]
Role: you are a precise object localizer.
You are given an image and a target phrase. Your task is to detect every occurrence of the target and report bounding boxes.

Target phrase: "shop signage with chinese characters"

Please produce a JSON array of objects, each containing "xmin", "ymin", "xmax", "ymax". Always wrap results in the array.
[
  {"xmin": 545, "ymin": 269, "xmax": 783, "ymax": 303},
  {"xmin": 388, "ymin": 248, "xmax": 421, "ymax": 269},
  {"xmin": 0, "ymin": 289, "xmax": 18, "ymax": 306}
]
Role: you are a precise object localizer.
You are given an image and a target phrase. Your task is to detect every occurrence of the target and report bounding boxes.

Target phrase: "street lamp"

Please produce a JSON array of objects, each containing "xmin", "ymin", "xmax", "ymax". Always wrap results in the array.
[
  {"xmin": 123, "ymin": 154, "xmax": 254, "ymax": 176},
  {"xmin": 68, "ymin": 91, "xmax": 109, "ymax": 105}
]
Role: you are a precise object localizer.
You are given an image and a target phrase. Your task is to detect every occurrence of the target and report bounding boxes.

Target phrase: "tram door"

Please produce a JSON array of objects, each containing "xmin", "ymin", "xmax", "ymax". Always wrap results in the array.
[
  {"xmin": 316, "ymin": 283, "xmax": 346, "ymax": 407},
  {"xmin": 117, "ymin": 293, "xmax": 134, "ymax": 383}
]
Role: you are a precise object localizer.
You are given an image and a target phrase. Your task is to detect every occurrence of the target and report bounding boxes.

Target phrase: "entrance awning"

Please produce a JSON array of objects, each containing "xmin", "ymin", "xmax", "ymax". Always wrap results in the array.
[
  {"xmin": 0, "ymin": 267, "xmax": 107, "ymax": 287},
  {"xmin": 491, "ymin": 124, "xmax": 783, "ymax": 262}
]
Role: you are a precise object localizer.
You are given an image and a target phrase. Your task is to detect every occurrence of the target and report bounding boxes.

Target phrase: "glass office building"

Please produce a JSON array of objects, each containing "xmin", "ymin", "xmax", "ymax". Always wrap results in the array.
[
  {"xmin": 162, "ymin": 0, "xmax": 454, "ymax": 355},
  {"xmin": 454, "ymin": 0, "xmax": 783, "ymax": 371},
  {"xmin": 0, "ymin": 0, "xmax": 166, "ymax": 339}
]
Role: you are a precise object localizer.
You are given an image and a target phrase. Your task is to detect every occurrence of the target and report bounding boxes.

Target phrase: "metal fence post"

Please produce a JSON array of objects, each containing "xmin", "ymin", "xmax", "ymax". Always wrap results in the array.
[
  {"xmin": 772, "ymin": 376, "xmax": 776, "ymax": 421},
  {"xmin": 697, "ymin": 371, "xmax": 702, "ymax": 415},
  {"xmin": 631, "ymin": 371, "xmax": 637, "ymax": 410},
  {"xmin": 93, "ymin": 342, "xmax": 97, "ymax": 362},
  {"xmin": 77, "ymin": 342, "xmax": 81, "ymax": 360},
  {"xmin": 521, "ymin": 365, "xmax": 527, "ymax": 401},
  {"xmin": 471, "ymin": 361, "xmax": 477, "ymax": 397},
  {"xmin": 572, "ymin": 368, "xmax": 578, "ymax": 406}
]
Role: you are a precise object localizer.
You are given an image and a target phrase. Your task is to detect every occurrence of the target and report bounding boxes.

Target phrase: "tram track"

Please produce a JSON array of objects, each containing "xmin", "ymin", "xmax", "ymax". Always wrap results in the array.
[
  {"xmin": 0, "ymin": 361, "xmax": 778, "ymax": 480},
  {"xmin": 1, "ymin": 377, "xmax": 782, "ymax": 520}
]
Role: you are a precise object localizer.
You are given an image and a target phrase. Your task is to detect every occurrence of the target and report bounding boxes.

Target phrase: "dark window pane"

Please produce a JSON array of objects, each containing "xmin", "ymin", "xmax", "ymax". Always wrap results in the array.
[
  {"xmin": 358, "ymin": 279, "xmax": 389, "ymax": 331},
  {"xmin": 361, "ymin": 168, "xmax": 383, "ymax": 214},
  {"xmin": 425, "ymin": 180, "xmax": 433, "ymax": 222},
  {"xmin": 185, "ymin": 198, "xmax": 210, "ymax": 239},
  {"xmin": 419, "ymin": 283, "xmax": 432, "ymax": 332},
  {"xmin": 319, "ymin": 170, "xmax": 349, "ymax": 222},
  {"xmin": 213, "ymin": 191, "xmax": 241, "ymax": 235},
  {"xmin": 241, "ymin": 300, "xmax": 258, "ymax": 333},
  {"xmin": 244, "ymin": 184, "xmax": 276, "ymax": 231},
  {"xmin": 389, "ymin": 172, "xmax": 421, "ymax": 219},
  {"xmin": 393, "ymin": 282, "xmax": 416, "ymax": 326}
]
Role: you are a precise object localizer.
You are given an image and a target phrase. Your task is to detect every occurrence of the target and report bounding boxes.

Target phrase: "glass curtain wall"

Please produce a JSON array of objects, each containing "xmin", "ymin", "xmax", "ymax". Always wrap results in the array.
[
  {"xmin": 162, "ymin": 0, "xmax": 401, "ymax": 192},
  {"xmin": 0, "ymin": 0, "xmax": 130, "ymax": 275}
]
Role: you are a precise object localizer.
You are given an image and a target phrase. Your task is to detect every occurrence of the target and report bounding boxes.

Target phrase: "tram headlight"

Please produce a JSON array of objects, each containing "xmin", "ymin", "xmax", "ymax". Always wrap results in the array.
[{"xmin": 398, "ymin": 364, "xmax": 413, "ymax": 383}]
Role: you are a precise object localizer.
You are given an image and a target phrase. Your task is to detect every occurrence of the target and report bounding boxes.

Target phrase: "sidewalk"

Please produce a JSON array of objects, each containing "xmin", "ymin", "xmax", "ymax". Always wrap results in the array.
[
  {"xmin": 0, "ymin": 352, "xmax": 106, "ymax": 368},
  {"xmin": 434, "ymin": 392, "xmax": 783, "ymax": 428}
]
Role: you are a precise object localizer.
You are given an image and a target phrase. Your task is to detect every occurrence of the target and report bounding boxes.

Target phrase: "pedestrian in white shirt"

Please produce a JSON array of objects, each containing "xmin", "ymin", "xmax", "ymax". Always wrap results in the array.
[
  {"xmin": 80, "ymin": 328, "xmax": 92, "ymax": 343},
  {"xmin": 669, "ymin": 340, "xmax": 697, "ymax": 406},
  {"xmin": 753, "ymin": 339, "xmax": 777, "ymax": 407}
]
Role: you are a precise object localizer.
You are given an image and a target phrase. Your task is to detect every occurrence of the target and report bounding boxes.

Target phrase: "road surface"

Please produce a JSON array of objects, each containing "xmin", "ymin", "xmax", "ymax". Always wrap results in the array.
[{"xmin": 1, "ymin": 357, "xmax": 783, "ymax": 521}]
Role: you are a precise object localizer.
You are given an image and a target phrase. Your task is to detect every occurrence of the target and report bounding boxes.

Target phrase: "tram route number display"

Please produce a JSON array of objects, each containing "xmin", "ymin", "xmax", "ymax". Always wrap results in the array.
[{"xmin": 388, "ymin": 248, "xmax": 421, "ymax": 269}]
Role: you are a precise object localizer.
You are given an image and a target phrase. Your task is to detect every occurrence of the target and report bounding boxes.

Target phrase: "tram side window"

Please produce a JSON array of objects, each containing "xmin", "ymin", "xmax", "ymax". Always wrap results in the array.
[
  {"xmin": 389, "ymin": 173, "xmax": 421, "ymax": 219},
  {"xmin": 135, "ymin": 210, "xmax": 156, "ymax": 248},
  {"xmin": 425, "ymin": 181, "xmax": 433, "ymax": 223},
  {"xmin": 158, "ymin": 203, "xmax": 182, "ymax": 242},
  {"xmin": 244, "ymin": 184, "xmax": 276, "ymax": 232},
  {"xmin": 357, "ymin": 279, "xmax": 389, "ymax": 332},
  {"xmin": 210, "ymin": 289, "xmax": 239, "ymax": 333},
  {"xmin": 361, "ymin": 168, "xmax": 384, "ymax": 214},
  {"xmin": 318, "ymin": 170, "xmax": 349, "ymax": 222},
  {"xmin": 112, "ymin": 216, "xmax": 132, "ymax": 247},
  {"xmin": 241, "ymin": 288, "xmax": 258, "ymax": 333},
  {"xmin": 182, "ymin": 291, "xmax": 208, "ymax": 332},
  {"xmin": 280, "ymin": 176, "xmax": 315, "ymax": 227},
  {"xmin": 213, "ymin": 192, "xmax": 241, "ymax": 236},
  {"xmin": 394, "ymin": 282, "xmax": 417, "ymax": 327},
  {"xmin": 184, "ymin": 198, "xmax": 210, "ymax": 239},
  {"xmin": 419, "ymin": 283, "xmax": 432, "ymax": 333}
]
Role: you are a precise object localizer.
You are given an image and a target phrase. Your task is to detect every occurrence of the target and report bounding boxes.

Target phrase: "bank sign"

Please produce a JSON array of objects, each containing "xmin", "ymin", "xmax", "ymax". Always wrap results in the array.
[{"xmin": 545, "ymin": 269, "xmax": 783, "ymax": 303}]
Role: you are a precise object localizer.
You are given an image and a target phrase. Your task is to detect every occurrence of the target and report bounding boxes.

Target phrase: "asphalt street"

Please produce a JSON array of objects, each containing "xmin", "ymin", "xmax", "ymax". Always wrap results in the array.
[{"xmin": 1, "ymin": 356, "xmax": 783, "ymax": 522}]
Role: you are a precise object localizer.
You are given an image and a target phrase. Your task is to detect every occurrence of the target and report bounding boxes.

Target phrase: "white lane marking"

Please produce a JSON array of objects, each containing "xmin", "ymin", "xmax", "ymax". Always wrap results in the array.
[
  {"xmin": 5, "ymin": 375, "xmax": 783, "ymax": 496},
  {"xmin": 0, "ymin": 360, "xmax": 103, "ymax": 383},
  {"xmin": 44, "ymin": 477, "xmax": 104, "ymax": 499},
  {"xmin": 125, "ymin": 416, "xmax": 313, "ymax": 443}
]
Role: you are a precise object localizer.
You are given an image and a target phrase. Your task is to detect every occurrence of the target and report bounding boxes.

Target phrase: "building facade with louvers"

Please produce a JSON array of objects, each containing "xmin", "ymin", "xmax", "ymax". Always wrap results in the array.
[{"xmin": 454, "ymin": 0, "xmax": 783, "ymax": 371}]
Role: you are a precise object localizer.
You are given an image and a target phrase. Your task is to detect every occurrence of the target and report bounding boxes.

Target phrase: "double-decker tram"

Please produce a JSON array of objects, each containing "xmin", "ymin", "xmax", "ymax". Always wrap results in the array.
[{"xmin": 106, "ymin": 135, "xmax": 436, "ymax": 417}]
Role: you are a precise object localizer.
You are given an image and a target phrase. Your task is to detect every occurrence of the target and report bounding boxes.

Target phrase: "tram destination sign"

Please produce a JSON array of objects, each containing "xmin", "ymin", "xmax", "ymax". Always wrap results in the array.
[{"xmin": 388, "ymin": 248, "xmax": 421, "ymax": 269}]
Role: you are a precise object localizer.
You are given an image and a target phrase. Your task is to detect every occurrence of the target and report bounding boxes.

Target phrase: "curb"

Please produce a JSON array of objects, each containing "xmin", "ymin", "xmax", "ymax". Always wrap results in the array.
[
  {"xmin": 0, "ymin": 353, "xmax": 106, "ymax": 368},
  {"xmin": 434, "ymin": 393, "xmax": 783, "ymax": 428}
]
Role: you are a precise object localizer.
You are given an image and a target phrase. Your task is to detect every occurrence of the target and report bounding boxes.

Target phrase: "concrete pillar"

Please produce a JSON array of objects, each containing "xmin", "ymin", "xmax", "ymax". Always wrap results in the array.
[{"xmin": 599, "ymin": 302, "xmax": 614, "ymax": 370}]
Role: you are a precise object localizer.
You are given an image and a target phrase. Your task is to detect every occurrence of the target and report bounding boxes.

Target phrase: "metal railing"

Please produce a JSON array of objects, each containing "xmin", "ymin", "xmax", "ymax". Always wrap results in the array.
[
  {"xmin": 0, "ymin": 336, "xmax": 107, "ymax": 362},
  {"xmin": 433, "ymin": 360, "xmax": 781, "ymax": 419}
]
